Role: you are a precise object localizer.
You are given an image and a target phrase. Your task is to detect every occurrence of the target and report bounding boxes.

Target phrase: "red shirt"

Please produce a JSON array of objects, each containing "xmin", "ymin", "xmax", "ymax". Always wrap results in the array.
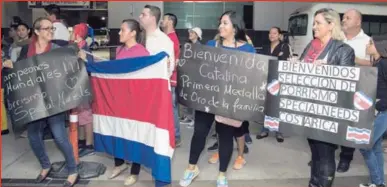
[
  {"xmin": 303, "ymin": 39, "xmax": 324, "ymax": 63},
  {"xmin": 167, "ymin": 32, "xmax": 180, "ymax": 87}
]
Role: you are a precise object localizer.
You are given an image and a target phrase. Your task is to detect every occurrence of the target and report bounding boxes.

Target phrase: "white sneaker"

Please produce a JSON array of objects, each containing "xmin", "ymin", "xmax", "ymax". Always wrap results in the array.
[
  {"xmin": 109, "ymin": 164, "xmax": 128, "ymax": 179},
  {"xmin": 181, "ymin": 117, "xmax": 194, "ymax": 127},
  {"xmin": 124, "ymin": 175, "xmax": 138, "ymax": 186},
  {"xmin": 179, "ymin": 166, "xmax": 200, "ymax": 187},
  {"xmin": 217, "ymin": 175, "xmax": 228, "ymax": 187},
  {"xmin": 359, "ymin": 183, "xmax": 384, "ymax": 187}
]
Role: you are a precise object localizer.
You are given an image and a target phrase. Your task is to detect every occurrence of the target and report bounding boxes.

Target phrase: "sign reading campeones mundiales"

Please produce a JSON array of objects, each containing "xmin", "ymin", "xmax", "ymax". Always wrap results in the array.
[{"xmin": 3, "ymin": 45, "xmax": 92, "ymax": 133}]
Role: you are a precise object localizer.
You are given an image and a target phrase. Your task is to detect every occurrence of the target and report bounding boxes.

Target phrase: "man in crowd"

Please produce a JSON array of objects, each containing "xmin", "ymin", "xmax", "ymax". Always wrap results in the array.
[
  {"xmin": 342, "ymin": 9, "xmax": 371, "ymax": 66},
  {"xmin": 139, "ymin": 5, "xmax": 174, "ymax": 72},
  {"xmin": 139, "ymin": 5, "xmax": 175, "ymax": 187},
  {"xmin": 161, "ymin": 12, "xmax": 182, "ymax": 147},
  {"xmin": 337, "ymin": 8, "xmax": 371, "ymax": 173},
  {"xmin": 44, "ymin": 4, "xmax": 70, "ymax": 44}
]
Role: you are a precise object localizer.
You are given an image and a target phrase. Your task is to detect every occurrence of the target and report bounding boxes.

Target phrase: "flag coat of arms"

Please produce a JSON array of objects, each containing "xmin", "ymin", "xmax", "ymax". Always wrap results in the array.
[
  {"xmin": 267, "ymin": 80, "xmax": 280, "ymax": 96},
  {"xmin": 346, "ymin": 126, "xmax": 371, "ymax": 144},
  {"xmin": 86, "ymin": 52, "xmax": 175, "ymax": 183},
  {"xmin": 353, "ymin": 91, "xmax": 373, "ymax": 110},
  {"xmin": 264, "ymin": 115, "xmax": 280, "ymax": 131}
]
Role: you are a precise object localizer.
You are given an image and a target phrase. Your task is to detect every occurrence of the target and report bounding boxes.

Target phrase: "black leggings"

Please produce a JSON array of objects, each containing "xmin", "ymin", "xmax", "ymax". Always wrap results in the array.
[
  {"xmin": 308, "ymin": 139, "xmax": 337, "ymax": 187},
  {"xmin": 244, "ymin": 121, "xmax": 250, "ymax": 134},
  {"xmin": 238, "ymin": 121, "xmax": 249, "ymax": 137},
  {"xmin": 214, "ymin": 121, "xmax": 249, "ymax": 137},
  {"xmin": 339, "ymin": 145, "xmax": 355, "ymax": 162},
  {"xmin": 189, "ymin": 111, "xmax": 247, "ymax": 172},
  {"xmin": 216, "ymin": 121, "xmax": 249, "ymax": 143},
  {"xmin": 216, "ymin": 121, "xmax": 239, "ymax": 172},
  {"xmin": 114, "ymin": 158, "xmax": 141, "ymax": 175}
]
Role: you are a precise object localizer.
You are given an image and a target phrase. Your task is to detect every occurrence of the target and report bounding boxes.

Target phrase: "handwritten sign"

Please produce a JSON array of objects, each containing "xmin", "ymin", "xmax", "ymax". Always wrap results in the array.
[
  {"xmin": 265, "ymin": 60, "xmax": 377, "ymax": 148},
  {"xmin": 3, "ymin": 45, "xmax": 92, "ymax": 132},
  {"xmin": 177, "ymin": 43, "xmax": 276, "ymax": 122}
]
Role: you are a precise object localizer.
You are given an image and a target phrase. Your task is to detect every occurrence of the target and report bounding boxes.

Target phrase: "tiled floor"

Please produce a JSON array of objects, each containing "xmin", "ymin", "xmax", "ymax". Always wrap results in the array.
[{"xmin": 2, "ymin": 121, "xmax": 386, "ymax": 187}]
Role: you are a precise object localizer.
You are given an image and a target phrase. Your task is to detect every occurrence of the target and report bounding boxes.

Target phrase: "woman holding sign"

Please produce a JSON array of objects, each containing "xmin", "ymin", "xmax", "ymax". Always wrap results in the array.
[
  {"xmin": 358, "ymin": 35, "xmax": 387, "ymax": 187},
  {"xmin": 16, "ymin": 17, "xmax": 80, "ymax": 187},
  {"xmin": 179, "ymin": 11, "xmax": 255, "ymax": 187},
  {"xmin": 289, "ymin": 8, "xmax": 355, "ymax": 187}
]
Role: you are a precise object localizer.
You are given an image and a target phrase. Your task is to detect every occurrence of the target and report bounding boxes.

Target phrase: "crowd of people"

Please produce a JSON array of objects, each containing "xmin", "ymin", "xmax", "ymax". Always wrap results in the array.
[{"xmin": 1, "ymin": 3, "xmax": 387, "ymax": 187}]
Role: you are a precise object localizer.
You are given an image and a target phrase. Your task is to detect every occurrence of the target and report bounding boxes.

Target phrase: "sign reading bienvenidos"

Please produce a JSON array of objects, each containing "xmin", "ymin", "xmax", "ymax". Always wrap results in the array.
[
  {"xmin": 177, "ymin": 43, "xmax": 276, "ymax": 122},
  {"xmin": 265, "ymin": 60, "xmax": 377, "ymax": 148}
]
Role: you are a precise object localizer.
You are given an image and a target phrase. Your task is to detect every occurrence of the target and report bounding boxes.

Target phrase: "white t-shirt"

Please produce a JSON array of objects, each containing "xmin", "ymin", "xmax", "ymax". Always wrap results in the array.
[
  {"xmin": 145, "ymin": 28, "xmax": 175, "ymax": 77},
  {"xmin": 53, "ymin": 22, "xmax": 70, "ymax": 41},
  {"xmin": 344, "ymin": 29, "xmax": 370, "ymax": 60}
]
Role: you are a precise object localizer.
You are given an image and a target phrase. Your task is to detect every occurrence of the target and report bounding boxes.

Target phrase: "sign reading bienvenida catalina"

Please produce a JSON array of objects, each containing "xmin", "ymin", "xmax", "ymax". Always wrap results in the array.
[
  {"xmin": 265, "ymin": 60, "xmax": 377, "ymax": 148},
  {"xmin": 177, "ymin": 43, "xmax": 276, "ymax": 122}
]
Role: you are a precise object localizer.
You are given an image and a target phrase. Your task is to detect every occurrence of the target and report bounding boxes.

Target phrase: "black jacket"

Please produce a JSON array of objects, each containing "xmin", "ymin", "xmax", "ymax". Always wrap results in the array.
[
  {"xmin": 376, "ymin": 58, "xmax": 387, "ymax": 112},
  {"xmin": 300, "ymin": 39, "xmax": 355, "ymax": 66},
  {"xmin": 263, "ymin": 42, "xmax": 291, "ymax": 61},
  {"xmin": 17, "ymin": 42, "xmax": 61, "ymax": 62}
]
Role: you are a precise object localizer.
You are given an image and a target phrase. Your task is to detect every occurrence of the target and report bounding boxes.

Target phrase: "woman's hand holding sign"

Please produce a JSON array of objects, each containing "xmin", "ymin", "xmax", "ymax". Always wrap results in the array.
[
  {"xmin": 78, "ymin": 50, "xmax": 87, "ymax": 62},
  {"xmin": 314, "ymin": 59, "xmax": 327, "ymax": 66},
  {"xmin": 3, "ymin": 59, "xmax": 13, "ymax": 69},
  {"xmin": 288, "ymin": 56, "xmax": 302, "ymax": 63},
  {"xmin": 287, "ymin": 57, "xmax": 326, "ymax": 66}
]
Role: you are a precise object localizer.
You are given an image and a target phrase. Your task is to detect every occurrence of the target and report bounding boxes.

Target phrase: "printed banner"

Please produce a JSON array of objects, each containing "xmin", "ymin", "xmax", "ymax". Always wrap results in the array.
[{"xmin": 265, "ymin": 60, "xmax": 377, "ymax": 148}]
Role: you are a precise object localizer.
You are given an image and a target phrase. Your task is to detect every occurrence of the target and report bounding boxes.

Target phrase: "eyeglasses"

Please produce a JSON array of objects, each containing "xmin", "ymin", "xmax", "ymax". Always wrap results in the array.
[{"xmin": 39, "ymin": 27, "xmax": 56, "ymax": 31}]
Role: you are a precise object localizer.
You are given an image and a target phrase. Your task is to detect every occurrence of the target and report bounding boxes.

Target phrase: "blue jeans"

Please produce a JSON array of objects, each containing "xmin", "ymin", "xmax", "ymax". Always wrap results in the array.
[
  {"xmin": 27, "ymin": 112, "xmax": 78, "ymax": 175},
  {"xmin": 172, "ymin": 87, "xmax": 181, "ymax": 139},
  {"xmin": 360, "ymin": 111, "xmax": 387, "ymax": 185}
]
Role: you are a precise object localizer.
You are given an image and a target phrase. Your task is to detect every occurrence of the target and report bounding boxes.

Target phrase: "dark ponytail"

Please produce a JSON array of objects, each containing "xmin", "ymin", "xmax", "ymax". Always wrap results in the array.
[
  {"xmin": 271, "ymin": 27, "xmax": 282, "ymax": 34},
  {"xmin": 136, "ymin": 28, "xmax": 146, "ymax": 47},
  {"xmin": 122, "ymin": 19, "xmax": 146, "ymax": 47}
]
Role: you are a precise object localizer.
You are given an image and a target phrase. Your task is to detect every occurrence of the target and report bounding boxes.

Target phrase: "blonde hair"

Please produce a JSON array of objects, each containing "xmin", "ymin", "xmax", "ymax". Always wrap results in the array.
[{"xmin": 314, "ymin": 8, "xmax": 345, "ymax": 41}]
